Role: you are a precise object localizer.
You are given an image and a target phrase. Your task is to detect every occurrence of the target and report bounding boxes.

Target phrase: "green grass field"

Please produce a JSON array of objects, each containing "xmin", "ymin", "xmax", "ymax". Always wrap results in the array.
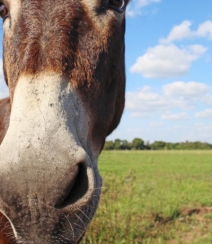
[{"xmin": 82, "ymin": 150, "xmax": 212, "ymax": 244}]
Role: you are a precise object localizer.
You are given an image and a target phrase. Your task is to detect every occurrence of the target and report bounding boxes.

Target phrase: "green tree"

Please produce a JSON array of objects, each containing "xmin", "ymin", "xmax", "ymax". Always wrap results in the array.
[
  {"xmin": 114, "ymin": 139, "xmax": 122, "ymax": 150},
  {"xmin": 103, "ymin": 141, "xmax": 114, "ymax": 150},
  {"xmin": 151, "ymin": 141, "xmax": 166, "ymax": 150},
  {"xmin": 145, "ymin": 141, "xmax": 151, "ymax": 150},
  {"xmin": 132, "ymin": 138, "xmax": 144, "ymax": 150},
  {"xmin": 166, "ymin": 142, "xmax": 176, "ymax": 150},
  {"xmin": 122, "ymin": 140, "xmax": 131, "ymax": 150}
]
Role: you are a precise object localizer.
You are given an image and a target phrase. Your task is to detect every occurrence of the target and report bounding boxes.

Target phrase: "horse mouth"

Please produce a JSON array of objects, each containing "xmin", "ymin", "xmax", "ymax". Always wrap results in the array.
[{"xmin": 0, "ymin": 155, "xmax": 99, "ymax": 244}]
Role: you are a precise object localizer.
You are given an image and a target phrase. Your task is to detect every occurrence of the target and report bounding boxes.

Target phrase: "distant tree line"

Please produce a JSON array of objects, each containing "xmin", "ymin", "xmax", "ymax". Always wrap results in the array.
[{"xmin": 103, "ymin": 138, "xmax": 212, "ymax": 150}]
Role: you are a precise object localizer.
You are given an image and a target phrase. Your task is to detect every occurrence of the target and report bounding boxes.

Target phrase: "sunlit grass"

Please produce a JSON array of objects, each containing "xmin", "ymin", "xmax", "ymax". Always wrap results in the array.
[{"xmin": 82, "ymin": 150, "xmax": 212, "ymax": 244}]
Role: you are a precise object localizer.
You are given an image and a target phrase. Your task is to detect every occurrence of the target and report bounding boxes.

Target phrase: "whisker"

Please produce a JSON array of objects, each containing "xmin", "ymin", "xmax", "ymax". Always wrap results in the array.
[
  {"xmin": 75, "ymin": 213, "xmax": 86, "ymax": 229},
  {"xmin": 65, "ymin": 215, "xmax": 75, "ymax": 239},
  {"xmin": 77, "ymin": 208, "xmax": 91, "ymax": 222}
]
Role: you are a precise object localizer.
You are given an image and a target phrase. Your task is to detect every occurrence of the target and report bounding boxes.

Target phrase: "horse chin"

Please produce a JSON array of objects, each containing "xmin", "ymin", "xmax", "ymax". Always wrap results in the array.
[{"xmin": 0, "ymin": 176, "xmax": 101, "ymax": 244}]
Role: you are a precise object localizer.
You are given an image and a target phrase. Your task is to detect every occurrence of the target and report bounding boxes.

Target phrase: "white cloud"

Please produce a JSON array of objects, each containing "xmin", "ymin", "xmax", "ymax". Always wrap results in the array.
[
  {"xmin": 197, "ymin": 21, "xmax": 212, "ymax": 39},
  {"xmin": 0, "ymin": 80, "xmax": 8, "ymax": 99},
  {"xmin": 126, "ymin": 86, "xmax": 181, "ymax": 116},
  {"xmin": 130, "ymin": 44, "xmax": 207, "ymax": 78},
  {"xmin": 187, "ymin": 123, "xmax": 212, "ymax": 142},
  {"xmin": 160, "ymin": 21, "xmax": 194, "ymax": 44},
  {"xmin": 137, "ymin": 0, "xmax": 161, "ymax": 7},
  {"xmin": 130, "ymin": 20, "xmax": 212, "ymax": 79},
  {"xmin": 160, "ymin": 20, "xmax": 212, "ymax": 44},
  {"xmin": 195, "ymin": 109, "xmax": 212, "ymax": 119},
  {"xmin": 188, "ymin": 44, "xmax": 207, "ymax": 55},
  {"xmin": 0, "ymin": 59, "xmax": 8, "ymax": 99},
  {"xmin": 126, "ymin": 0, "xmax": 161, "ymax": 17},
  {"xmin": 126, "ymin": 86, "xmax": 168, "ymax": 113},
  {"xmin": 163, "ymin": 81, "xmax": 209, "ymax": 98},
  {"xmin": 126, "ymin": 6, "xmax": 137, "ymax": 17},
  {"xmin": 0, "ymin": 59, "xmax": 3, "ymax": 77},
  {"xmin": 126, "ymin": 81, "xmax": 211, "ymax": 118},
  {"xmin": 161, "ymin": 112, "xmax": 190, "ymax": 120}
]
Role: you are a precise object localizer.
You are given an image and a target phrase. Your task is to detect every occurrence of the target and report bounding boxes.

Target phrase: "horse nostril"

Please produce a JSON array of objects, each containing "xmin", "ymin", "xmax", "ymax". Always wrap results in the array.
[{"xmin": 55, "ymin": 163, "xmax": 89, "ymax": 208}]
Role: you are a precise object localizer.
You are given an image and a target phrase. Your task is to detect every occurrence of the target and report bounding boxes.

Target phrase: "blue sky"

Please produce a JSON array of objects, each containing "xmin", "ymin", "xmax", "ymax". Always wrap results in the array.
[
  {"xmin": 108, "ymin": 0, "xmax": 212, "ymax": 143},
  {"xmin": 0, "ymin": 0, "xmax": 212, "ymax": 143}
]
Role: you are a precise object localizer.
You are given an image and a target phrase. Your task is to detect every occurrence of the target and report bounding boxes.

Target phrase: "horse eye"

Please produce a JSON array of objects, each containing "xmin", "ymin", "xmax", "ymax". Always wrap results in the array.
[
  {"xmin": 109, "ymin": 0, "xmax": 125, "ymax": 13},
  {"xmin": 0, "ymin": 3, "xmax": 8, "ymax": 21}
]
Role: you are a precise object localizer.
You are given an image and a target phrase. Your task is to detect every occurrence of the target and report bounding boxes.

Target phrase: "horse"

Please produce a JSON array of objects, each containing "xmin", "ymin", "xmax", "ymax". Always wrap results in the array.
[{"xmin": 0, "ymin": 0, "xmax": 129, "ymax": 243}]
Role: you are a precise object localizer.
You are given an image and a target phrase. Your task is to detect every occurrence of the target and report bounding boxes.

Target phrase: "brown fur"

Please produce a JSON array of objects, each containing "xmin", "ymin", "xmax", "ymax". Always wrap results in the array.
[
  {"xmin": 0, "ymin": 213, "xmax": 13, "ymax": 244},
  {"xmin": 0, "ymin": 0, "xmax": 130, "ymax": 243}
]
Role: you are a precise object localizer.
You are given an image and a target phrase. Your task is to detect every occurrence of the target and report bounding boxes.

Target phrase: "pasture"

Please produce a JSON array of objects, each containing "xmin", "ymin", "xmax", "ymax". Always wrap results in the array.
[{"xmin": 83, "ymin": 150, "xmax": 212, "ymax": 244}]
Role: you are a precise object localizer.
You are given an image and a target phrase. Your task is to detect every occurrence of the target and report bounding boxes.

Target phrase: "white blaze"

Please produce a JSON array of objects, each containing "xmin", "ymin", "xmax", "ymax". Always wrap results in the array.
[{"xmin": 0, "ymin": 72, "xmax": 96, "ymax": 181}]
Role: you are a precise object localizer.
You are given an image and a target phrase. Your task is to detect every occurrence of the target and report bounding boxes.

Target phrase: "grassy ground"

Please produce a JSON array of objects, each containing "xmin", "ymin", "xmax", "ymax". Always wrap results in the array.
[{"xmin": 82, "ymin": 150, "xmax": 212, "ymax": 244}]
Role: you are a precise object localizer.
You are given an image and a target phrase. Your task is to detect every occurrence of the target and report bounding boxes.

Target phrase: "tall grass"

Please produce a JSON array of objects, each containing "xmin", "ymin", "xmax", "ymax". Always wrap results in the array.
[{"xmin": 82, "ymin": 151, "xmax": 212, "ymax": 244}]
